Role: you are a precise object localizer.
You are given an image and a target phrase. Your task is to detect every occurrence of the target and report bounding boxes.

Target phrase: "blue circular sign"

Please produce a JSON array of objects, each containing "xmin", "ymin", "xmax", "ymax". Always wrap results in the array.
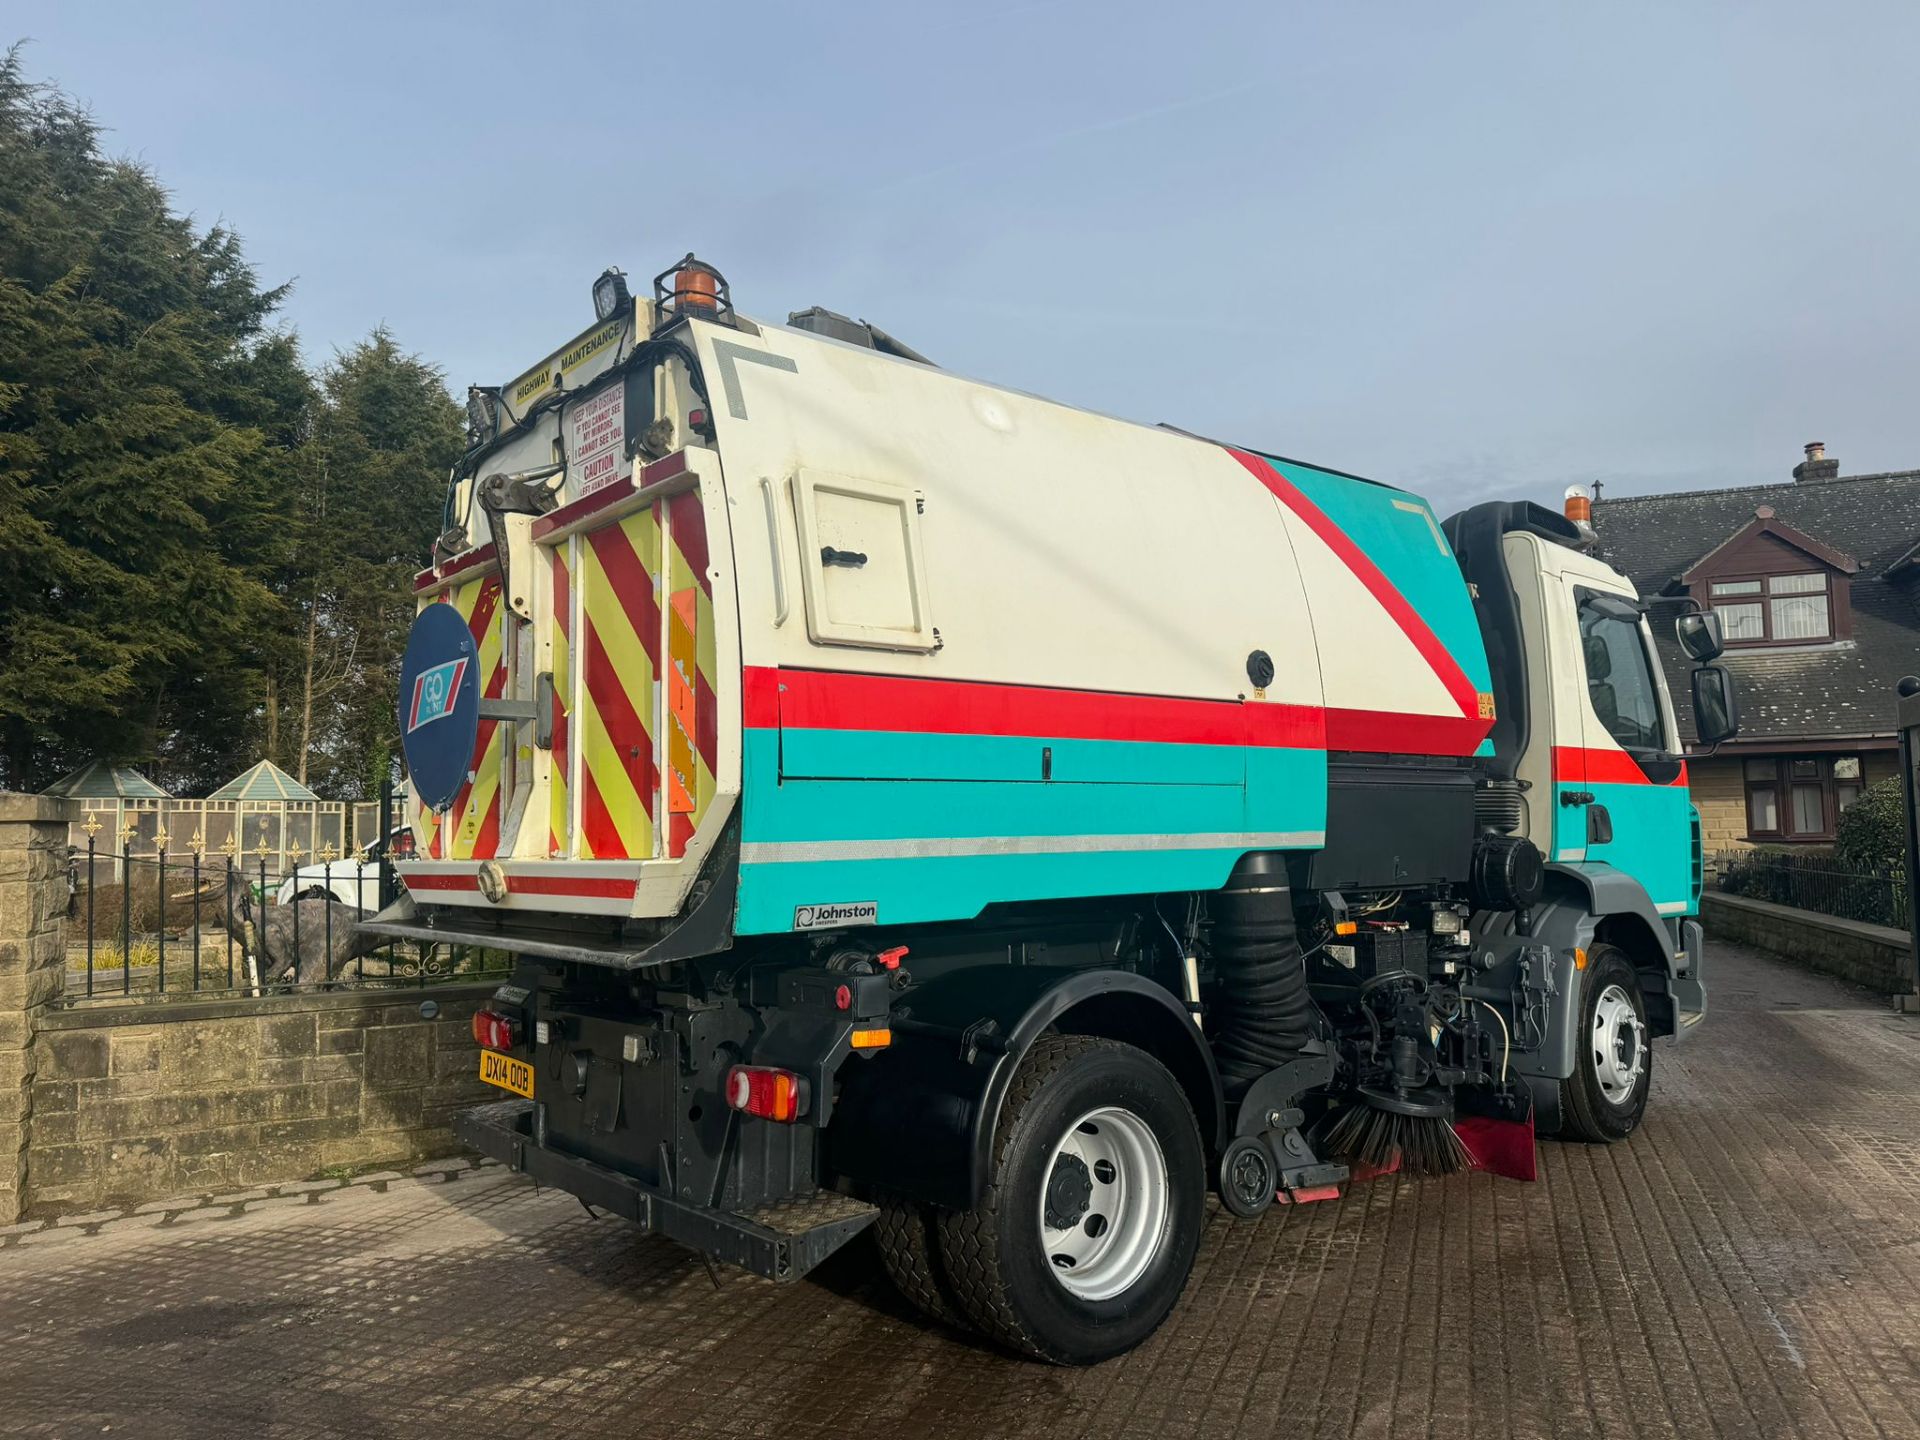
[{"xmin": 398, "ymin": 602, "xmax": 482, "ymax": 812}]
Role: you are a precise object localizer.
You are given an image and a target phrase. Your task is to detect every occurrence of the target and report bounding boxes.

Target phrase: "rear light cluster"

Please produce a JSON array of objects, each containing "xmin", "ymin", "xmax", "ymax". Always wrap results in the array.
[
  {"xmin": 471, "ymin": 1008, "xmax": 520, "ymax": 1052},
  {"xmin": 726, "ymin": 1065, "xmax": 809, "ymax": 1123}
]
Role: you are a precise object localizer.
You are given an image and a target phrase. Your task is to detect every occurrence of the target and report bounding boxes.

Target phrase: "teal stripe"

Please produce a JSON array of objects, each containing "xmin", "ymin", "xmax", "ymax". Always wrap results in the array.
[
  {"xmin": 781, "ymin": 727, "xmax": 1244, "ymax": 786},
  {"xmin": 737, "ymin": 847, "xmax": 1265, "ymax": 935},
  {"xmin": 1260, "ymin": 456, "xmax": 1492, "ymax": 696},
  {"xmin": 737, "ymin": 729, "xmax": 1327, "ymax": 933}
]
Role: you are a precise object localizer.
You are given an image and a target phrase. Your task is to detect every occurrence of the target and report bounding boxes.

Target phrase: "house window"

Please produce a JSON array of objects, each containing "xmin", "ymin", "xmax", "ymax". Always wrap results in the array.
[
  {"xmin": 1743, "ymin": 755, "xmax": 1863, "ymax": 840},
  {"xmin": 1710, "ymin": 573, "xmax": 1832, "ymax": 645}
]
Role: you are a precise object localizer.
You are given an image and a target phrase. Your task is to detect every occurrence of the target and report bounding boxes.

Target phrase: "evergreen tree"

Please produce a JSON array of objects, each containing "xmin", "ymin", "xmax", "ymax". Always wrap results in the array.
[
  {"xmin": 281, "ymin": 333, "xmax": 463, "ymax": 798},
  {"xmin": 0, "ymin": 47, "xmax": 311, "ymax": 791},
  {"xmin": 0, "ymin": 50, "xmax": 460, "ymax": 798}
]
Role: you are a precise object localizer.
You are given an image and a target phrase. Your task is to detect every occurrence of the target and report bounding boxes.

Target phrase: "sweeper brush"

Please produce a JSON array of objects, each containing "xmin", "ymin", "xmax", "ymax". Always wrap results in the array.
[{"xmin": 1326, "ymin": 1090, "xmax": 1472, "ymax": 1177}]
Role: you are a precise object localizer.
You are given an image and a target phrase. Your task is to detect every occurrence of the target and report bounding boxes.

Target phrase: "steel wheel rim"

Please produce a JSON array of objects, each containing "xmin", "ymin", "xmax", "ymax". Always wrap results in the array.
[
  {"xmin": 1591, "ymin": 982, "xmax": 1647, "ymax": 1105},
  {"xmin": 1037, "ymin": 1105, "xmax": 1169, "ymax": 1302}
]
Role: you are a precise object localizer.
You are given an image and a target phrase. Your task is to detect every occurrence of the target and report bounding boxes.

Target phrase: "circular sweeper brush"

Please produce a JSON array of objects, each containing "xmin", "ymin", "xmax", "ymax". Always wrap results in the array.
[{"xmin": 1325, "ymin": 1085, "xmax": 1472, "ymax": 1178}]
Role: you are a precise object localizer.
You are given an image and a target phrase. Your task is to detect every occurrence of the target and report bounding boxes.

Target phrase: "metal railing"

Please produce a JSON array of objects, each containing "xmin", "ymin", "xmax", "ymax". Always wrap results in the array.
[
  {"xmin": 62, "ymin": 819, "xmax": 506, "ymax": 1003},
  {"xmin": 1713, "ymin": 848, "xmax": 1911, "ymax": 931}
]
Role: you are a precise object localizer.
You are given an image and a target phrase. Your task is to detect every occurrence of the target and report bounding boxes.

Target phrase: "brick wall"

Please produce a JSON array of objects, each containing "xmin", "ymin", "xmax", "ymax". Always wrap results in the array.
[
  {"xmin": 1690, "ymin": 750, "xmax": 1900, "ymax": 857},
  {"xmin": 23, "ymin": 986, "xmax": 495, "ymax": 1214},
  {"xmin": 1690, "ymin": 755, "xmax": 1748, "ymax": 854}
]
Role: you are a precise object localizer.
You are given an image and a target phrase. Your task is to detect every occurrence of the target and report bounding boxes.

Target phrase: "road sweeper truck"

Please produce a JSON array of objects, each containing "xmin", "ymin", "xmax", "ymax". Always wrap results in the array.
[{"xmin": 371, "ymin": 255, "xmax": 1739, "ymax": 1364}]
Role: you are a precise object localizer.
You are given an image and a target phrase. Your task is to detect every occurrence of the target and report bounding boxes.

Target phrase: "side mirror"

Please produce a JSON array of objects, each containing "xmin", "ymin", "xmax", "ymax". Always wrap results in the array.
[
  {"xmin": 1692, "ymin": 664, "xmax": 1739, "ymax": 745},
  {"xmin": 1676, "ymin": 610, "xmax": 1725, "ymax": 661}
]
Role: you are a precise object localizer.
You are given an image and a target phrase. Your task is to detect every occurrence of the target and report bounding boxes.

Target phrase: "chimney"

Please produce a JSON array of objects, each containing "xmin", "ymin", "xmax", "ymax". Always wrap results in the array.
[{"xmin": 1793, "ymin": 440, "xmax": 1839, "ymax": 484}]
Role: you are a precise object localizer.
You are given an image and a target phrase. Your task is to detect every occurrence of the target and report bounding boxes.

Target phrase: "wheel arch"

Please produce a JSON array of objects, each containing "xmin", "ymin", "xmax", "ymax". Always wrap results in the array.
[
  {"xmin": 826, "ymin": 965, "xmax": 1223, "ymax": 1212},
  {"xmin": 1549, "ymin": 862, "xmax": 1684, "ymax": 1038}
]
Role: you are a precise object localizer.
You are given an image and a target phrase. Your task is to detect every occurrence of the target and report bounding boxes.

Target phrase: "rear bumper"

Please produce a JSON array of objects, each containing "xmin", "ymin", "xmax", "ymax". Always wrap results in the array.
[{"xmin": 455, "ymin": 1099, "xmax": 875, "ymax": 1281}]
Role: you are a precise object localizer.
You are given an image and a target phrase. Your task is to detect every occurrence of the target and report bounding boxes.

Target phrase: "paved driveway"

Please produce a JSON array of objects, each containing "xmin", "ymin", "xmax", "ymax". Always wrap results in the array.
[{"xmin": 4, "ymin": 941, "xmax": 1920, "ymax": 1440}]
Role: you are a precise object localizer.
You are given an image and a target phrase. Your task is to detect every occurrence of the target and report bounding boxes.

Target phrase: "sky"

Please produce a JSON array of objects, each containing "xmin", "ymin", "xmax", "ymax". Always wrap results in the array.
[{"xmin": 12, "ymin": 1, "xmax": 1920, "ymax": 515}]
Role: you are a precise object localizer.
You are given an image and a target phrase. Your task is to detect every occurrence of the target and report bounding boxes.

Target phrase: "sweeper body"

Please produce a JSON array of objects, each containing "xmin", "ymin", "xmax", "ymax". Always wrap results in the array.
[{"xmin": 375, "ymin": 258, "xmax": 1738, "ymax": 1364}]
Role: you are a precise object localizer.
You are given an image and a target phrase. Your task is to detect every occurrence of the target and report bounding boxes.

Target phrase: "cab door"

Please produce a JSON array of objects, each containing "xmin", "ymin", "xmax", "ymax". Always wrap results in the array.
[{"xmin": 1560, "ymin": 579, "xmax": 1694, "ymax": 915}]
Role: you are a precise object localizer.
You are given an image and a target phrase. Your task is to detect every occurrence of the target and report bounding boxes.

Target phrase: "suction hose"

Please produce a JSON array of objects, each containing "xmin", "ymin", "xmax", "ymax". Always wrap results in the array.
[{"xmin": 1209, "ymin": 853, "xmax": 1313, "ymax": 1099}]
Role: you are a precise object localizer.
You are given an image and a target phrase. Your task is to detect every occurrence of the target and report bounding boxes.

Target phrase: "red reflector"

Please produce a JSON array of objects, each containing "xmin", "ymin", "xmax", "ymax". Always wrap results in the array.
[
  {"xmin": 471, "ymin": 1008, "xmax": 517, "ymax": 1053},
  {"xmin": 725, "ymin": 1065, "xmax": 809, "ymax": 1123},
  {"xmin": 834, "ymin": 983, "xmax": 852, "ymax": 1012}
]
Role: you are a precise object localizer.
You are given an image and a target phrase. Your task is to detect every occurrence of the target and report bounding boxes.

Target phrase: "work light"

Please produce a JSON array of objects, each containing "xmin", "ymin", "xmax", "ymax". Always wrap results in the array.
[
  {"xmin": 465, "ymin": 385, "xmax": 498, "ymax": 446},
  {"xmin": 592, "ymin": 267, "xmax": 630, "ymax": 321}
]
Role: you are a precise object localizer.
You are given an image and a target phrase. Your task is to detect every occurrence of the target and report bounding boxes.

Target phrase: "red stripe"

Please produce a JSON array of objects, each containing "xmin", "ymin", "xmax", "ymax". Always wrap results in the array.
[
  {"xmin": 580, "ymin": 773, "xmax": 625, "ymax": 860},
  {"xmin": 588, "ymin": 518, "xmax": 663, "ymax": 655},
  {"xmin": 533, "ymin": 478, "xmax": 635, "ymax": 542},
  {"xmin": 1224, "ymin": 448, "xmax": 1481, "ymax": 719},
  {"xmin": 508, "ymin": 875, "xmax": 638, "ymax": 900},
  {"xmin": 472, "ymin": 791, "xmax": 500, "ymax": 860},
  {"xmin": 1553, "ymin": 747, "xmax": 1689, "ymax": 787},
  {"xmin": 414, "ymin": 543, "xmax": 498, "ymax": 592},
  {"xmin": 1324, "ymin": 708, "xmax": 1491, "ymax": 756},
  {"xmin": 758, "ymin": 667, "xmax": 1319, "ymax": 748},
  {"xmin": 744, "ymin": 668, "xmax": 780, "ymax": 728},
  {"xmin": 694, "ymin": 668, "xmax": 718, "ymax": 770},
  {"xmin": 745, "ymin": 667, "xmax": 1496, "ymax": 758},
  {"xmin": 582, "ymin": 614, "xmax": 658, "ymax": 816},
  {"xmin": 667, "ymin": 490, "xmax": 711, "ymax": 596},
  {"xmin": 402, "ymin": 872, "xmax": 637, "ymax": 900},
  {"xmin": 669, "ymin": 810, "xmax": 694, "ymax": 859}
]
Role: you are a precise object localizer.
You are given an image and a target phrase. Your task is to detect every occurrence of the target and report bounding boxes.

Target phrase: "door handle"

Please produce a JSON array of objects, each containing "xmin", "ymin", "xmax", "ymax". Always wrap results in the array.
[
  {"xmin": 1587, "ymin": 804, "xmax": 1614, "ymax": 846},
  {"xmin": 1559, "ymin": 790, "xmax": 1595, "ymax": 806}
]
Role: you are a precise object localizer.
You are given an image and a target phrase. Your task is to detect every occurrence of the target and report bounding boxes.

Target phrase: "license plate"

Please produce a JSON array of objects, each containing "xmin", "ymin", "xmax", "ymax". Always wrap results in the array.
[{"xmin": 479, "ymin": 1051, "xmax": 534, "ymax": 1098}]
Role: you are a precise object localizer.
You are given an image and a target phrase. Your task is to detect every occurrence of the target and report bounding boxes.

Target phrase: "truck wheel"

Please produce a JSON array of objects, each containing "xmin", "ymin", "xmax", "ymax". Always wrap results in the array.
[
  {"xmin": 873, "ymin": 1197, "xmax": 968, "ymax": 1330},
  {"xmin": 936, "ymin": 1035, "xmax": 1205, "ymax": 1365},
  {"xmin": 1560, "ymin": 946, "xmax": 1652, "ymax": 1143}
]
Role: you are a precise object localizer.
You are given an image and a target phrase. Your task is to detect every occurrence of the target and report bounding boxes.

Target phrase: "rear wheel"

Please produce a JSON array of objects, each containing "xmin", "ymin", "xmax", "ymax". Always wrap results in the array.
[
  {"xmin": 936, "ymin": 1035, "xmax": 1205, "ymax": 1365},
  {"xmin": 873, "ymin": 1196, "xmax": 967, "ymax": 1330},
  {"xmin": 1560, "ymin": 946, "xmax": 1652, "ymax": 1142}
]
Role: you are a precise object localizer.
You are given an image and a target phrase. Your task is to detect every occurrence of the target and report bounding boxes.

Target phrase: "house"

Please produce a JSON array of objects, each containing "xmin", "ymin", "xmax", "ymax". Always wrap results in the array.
[{"xmin": 1591, "ymin": 443, "xmax": 1920, "ymax": 852}]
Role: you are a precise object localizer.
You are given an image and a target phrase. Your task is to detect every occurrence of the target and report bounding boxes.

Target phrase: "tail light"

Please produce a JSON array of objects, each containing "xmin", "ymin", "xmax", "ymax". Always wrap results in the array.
[
  {"xmin": 725, "ymin": 1065, "xmax": 809, "ymax": 1123},
  {"xmin": 471, "ymin": 1008, "xmax": 520, "ymax": 1052}
]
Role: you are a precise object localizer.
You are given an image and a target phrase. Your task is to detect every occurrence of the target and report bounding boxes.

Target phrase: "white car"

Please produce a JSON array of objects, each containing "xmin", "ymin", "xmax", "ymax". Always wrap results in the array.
[{"xmin": 276, "ymin": 830, "xmax": 414, "ymax": 911}]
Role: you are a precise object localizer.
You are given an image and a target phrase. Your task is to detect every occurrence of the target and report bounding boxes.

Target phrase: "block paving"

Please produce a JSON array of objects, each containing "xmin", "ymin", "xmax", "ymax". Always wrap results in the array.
[{"xmin": 2, "ymin": 941, "xmax": 1919, "ymax": 1438}]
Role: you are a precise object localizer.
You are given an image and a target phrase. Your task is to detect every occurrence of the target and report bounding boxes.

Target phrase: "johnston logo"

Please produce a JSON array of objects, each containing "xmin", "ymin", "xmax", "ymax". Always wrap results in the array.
[
  {"xmin": 792, "ymin": 901, "xmax": 878, "ymax": 931},
  {"xmin": 407, "ymin": 657, "xmax": 469, "ymax": 734}
]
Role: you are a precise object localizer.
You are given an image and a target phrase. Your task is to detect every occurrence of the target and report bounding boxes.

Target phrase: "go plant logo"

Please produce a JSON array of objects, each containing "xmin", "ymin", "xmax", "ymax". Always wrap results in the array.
[{"xmin": 407, "ymin": 658, "xmax": 470, "ymax": 734}]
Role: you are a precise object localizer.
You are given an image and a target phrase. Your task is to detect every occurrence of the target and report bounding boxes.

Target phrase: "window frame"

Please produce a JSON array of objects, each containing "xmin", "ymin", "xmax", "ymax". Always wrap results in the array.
[
  {"xmin": 1574, "ymin": 590, "xmax": 1672, "ymax": 760},
  {"xmin": 1708, "ymin": 571, "xmax": 1834, "ymax": 647},
  {"xmin": 1742, "ymin": 754, "xmax": 1863, "ymax": 842}
]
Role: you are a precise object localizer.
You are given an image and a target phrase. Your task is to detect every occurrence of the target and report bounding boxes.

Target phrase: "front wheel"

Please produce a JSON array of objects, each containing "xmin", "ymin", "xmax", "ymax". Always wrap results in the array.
[
  {"xmin": 1559, "ymin": 946, "xmax": 1652, "ymax": 1142},
  {"xmin": 936, "ymin": 1035, "xmax": 1205, "ymax": 1365}
]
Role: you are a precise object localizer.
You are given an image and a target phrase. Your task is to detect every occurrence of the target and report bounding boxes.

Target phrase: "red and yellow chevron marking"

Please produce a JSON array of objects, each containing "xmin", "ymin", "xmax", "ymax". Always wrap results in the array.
[
  {"xmin": 664, "ymin": 491, "xmax": 716, "ymax": 858},
  {"xmin": 548, "ymin": 546, "xmax": 572, "ymax": 857},
  {"xmin": 447, "ymin": 577, "xmax": 509, "ymax": 860},
  {"xmin": 578, "ymin": 508, "xmax": 660, "ymax": 859}
]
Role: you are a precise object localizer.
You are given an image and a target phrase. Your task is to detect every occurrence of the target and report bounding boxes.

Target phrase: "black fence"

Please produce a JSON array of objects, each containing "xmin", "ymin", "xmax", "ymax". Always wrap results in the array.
[
  {"xmin": 62, "ymin": 838, "xmax": 508, "ymax": 1003},
  {"xmin": 1714, "ymin": 848, "xmax": 1911, "ymax": 931}
]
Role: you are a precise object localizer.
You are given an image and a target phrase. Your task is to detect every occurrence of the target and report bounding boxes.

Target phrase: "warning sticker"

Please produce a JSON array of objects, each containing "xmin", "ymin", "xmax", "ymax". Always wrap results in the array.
[{"xmin": 566, "ymin": 385, "xmax": 626, "ymax": 497}]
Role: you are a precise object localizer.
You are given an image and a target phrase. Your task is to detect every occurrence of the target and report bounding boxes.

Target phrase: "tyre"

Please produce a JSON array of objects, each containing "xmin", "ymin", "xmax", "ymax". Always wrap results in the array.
[
  {"xmin": 1559, "ymin": 945, "xmax": 1652, "ymax": 1143},
  {"xmin": 936, "ymin": 1035, "xmax": 1206, "ymax": 1365},
  {"xmin": 873, "ymin": 1196, "xmax": 968, "ymax": 1330}
]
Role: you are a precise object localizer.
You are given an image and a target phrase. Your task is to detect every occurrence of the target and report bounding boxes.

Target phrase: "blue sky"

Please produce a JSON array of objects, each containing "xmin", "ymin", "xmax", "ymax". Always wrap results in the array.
[{"xmin": 14, "ymin": 2, "xmax": 1920, "ymax": 512}]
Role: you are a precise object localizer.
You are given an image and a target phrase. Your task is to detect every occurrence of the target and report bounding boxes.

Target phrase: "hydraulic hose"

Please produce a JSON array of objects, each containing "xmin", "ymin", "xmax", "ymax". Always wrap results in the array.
[{"xmin": 1209, "ymin": 854, "xmax": 1314, "ymax": 1099}]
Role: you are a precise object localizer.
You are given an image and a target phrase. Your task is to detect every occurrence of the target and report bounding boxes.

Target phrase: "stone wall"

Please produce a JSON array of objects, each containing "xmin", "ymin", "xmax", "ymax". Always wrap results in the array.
[
  {"xmin": 0, "ymin": 786, "xmax": 497, "ymax": 1219},
  {"xmin": 23, "ymin": 985, "xmax": 496, "ymax": 1214},
  {"xmin": 0, "ymin": 794, "xmax": 72, "ymax": 1224},
  {"xmin": 1702, "ymin": 890, "xmax": 1913, "ymax": 994}
]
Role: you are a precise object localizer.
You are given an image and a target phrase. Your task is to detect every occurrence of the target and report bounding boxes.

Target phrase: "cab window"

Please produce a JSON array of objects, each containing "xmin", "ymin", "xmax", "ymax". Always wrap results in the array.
[{"xmin": 1578, "ymin": 596, "xmax": 1667, "ymax": 753}]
